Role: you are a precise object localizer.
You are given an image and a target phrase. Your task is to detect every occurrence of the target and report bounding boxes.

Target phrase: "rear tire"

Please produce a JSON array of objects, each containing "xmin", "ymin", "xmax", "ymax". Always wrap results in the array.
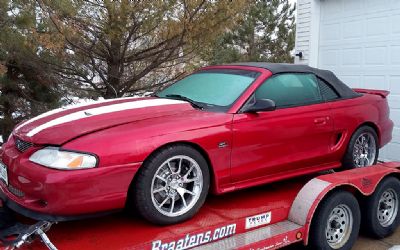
[
  {"xmin": 342, "ymin": 126, "xmax": 378, "ymax": 169},
  {"xmin": 308, "ymin": 191, "xmax": 360, "ymax": 250},
  {"xmin": 132, "ymin": 145, "xmax": 210, "ymax": 225},
  {"xmin": 361, "ymin": 177, "xmax": 400, "ymax": 238}
]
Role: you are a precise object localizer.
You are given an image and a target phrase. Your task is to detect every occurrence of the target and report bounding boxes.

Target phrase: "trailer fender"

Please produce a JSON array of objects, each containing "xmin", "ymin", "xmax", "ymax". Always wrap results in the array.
[
  {"xmin": 288, "ymin": 178, "xmax": 331, "ymax": 245},
  {"xmin": 288, "ymin": 163, "xmax": 400, "ymax": 245}
]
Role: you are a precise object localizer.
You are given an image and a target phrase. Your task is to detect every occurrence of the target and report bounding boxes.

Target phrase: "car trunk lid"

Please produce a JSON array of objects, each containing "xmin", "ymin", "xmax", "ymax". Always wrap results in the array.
[{"xmin": 353, "ymin": 88, "xmax": 390, "ymax": 98}]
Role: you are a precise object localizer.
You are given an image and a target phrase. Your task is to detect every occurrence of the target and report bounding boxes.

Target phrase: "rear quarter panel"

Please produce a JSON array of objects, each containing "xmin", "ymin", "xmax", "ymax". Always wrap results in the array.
[{"xmin": 327, "ymin": 93, "xmax": 392, "ymax": 161}]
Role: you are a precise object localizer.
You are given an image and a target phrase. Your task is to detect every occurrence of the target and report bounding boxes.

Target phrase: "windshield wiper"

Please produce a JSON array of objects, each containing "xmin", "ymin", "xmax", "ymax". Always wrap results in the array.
[{"xmin": 165, "ymin": 94, "xmax": 204, "ymax": 110}]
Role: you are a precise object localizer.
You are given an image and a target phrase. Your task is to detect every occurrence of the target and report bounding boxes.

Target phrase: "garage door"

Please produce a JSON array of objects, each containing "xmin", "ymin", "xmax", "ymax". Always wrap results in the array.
[{"xmin": 318, "ymin": 0, "xmax": 400, "ymax": 160}]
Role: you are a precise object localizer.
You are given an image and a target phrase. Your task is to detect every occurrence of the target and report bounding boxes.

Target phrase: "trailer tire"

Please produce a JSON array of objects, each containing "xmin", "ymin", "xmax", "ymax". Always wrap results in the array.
[
  {"xmin": 308, "ymin": 191, "xmax": 360, "ymax": 250},
  {"xmin": 361, "ymin": 176, "xmax": 400, "ymax": 238},
  {"xmin": 133, "ymin": 145, "xmax": 210, "ymax": 225}
]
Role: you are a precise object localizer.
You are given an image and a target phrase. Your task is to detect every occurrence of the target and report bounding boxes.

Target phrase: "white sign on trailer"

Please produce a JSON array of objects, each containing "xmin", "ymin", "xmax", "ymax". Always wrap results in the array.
[{"xmin": 245, "ymin": 211, "xmax": 272, "ymax": 229}]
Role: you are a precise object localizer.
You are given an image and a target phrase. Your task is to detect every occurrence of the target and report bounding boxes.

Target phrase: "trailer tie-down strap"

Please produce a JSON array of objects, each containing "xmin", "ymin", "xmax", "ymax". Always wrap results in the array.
[
  {"xmin": 0, "ymin": 221, "xmax": 57, "ymax": 250},
  {"xmin": 0, "ymin": 206, "xmax": 57, "ymax": 250}
]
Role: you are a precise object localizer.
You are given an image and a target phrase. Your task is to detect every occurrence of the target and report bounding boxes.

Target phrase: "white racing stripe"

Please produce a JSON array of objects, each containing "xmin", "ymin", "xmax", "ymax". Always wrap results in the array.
[
  {"xmin": 15, "ymin": 96, "xmax": 139, "ymax": 132},
  {"xmin": 26, "ymin": 98, "xmax": 185, "ymax": 137}
]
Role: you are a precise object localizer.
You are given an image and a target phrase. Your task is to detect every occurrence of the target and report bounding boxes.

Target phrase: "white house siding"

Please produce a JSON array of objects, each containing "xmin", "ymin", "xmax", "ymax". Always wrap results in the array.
[
  {"xmin": 294, "ymin": 0, "xmax": 312, "ymax": 64},
  {"xmin": 295, "ymin": 0, "xmax": 400, "ymax": 161}
]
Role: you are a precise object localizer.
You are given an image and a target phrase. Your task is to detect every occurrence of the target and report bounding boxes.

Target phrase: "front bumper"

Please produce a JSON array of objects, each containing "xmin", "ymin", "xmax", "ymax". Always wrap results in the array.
[
  {"xmin": 0, "ymin": 144, "xmax": 141, "ymax": 220},
  {"xmin": 0, "ymin": 191, "xmax": 117, "ymax": 221}
]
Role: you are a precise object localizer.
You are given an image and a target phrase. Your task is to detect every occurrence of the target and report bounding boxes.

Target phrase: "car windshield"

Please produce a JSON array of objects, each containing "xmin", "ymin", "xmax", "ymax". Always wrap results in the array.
[{"xmin": 157, "ymin": 69, "xmax": 260, "ymax": 110}]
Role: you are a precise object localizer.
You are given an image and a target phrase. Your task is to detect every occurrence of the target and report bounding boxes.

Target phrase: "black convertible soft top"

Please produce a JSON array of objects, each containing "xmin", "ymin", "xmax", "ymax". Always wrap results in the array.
[{"xmin": 229, "ymin": 62, "xmax": 360, "ymax": 98}]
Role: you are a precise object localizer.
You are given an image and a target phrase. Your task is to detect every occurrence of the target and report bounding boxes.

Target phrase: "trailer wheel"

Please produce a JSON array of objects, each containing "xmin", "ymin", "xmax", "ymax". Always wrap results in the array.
[
  {"xmin": 308, "ymin": 191, "xmax": 360, "ymax": 250},
  {"xmin": 362, "ymin": 176, "xmax": 400, "ymax": 238},
  {"xmin": 133, "ymin": 145, "xmax": 210, "ymax": 225}
]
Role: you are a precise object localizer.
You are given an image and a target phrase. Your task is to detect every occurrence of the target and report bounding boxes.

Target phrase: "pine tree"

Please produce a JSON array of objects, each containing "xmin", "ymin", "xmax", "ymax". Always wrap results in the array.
[
  {"xmin": 203, "ymin": 0, "xmax": 296, "ymax": 64},
  {"xmin": 0, "ymin": 0, "xmax": 62, "ymax": 141}
]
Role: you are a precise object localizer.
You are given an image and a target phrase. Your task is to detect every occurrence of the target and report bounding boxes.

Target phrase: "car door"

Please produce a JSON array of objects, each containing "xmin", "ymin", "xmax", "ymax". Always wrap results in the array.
[{"xmin": 230, "ymin": 73, "xmax": 335, "ymax": 182}]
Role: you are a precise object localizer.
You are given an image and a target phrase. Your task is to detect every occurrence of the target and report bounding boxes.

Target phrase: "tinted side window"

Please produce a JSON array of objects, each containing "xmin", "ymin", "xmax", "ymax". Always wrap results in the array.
[
  {"xmin": 255, "ymin": 73, "xmax": 322, "ymax": 108},
  {"xmin": 318, "ymin": 78, "xmax": 340, "ymax": 101}
]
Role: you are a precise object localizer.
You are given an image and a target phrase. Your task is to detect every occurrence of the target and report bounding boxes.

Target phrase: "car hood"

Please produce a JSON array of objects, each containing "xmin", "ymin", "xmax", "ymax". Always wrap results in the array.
[{"xmin": 13, "ymin": 97, "xmax": 194, "ymax": 145}]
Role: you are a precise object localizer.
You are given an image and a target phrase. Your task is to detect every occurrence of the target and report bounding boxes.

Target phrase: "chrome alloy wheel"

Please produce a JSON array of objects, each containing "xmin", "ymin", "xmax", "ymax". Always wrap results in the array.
[
  {"xmin": 151, "ymin": 155, "xmax": 203, "ymax": 217},
  {"xmin": 353, "ymin": 132, "xmax": 376, "ymax": 167},
  {"xmin": 377, "ymin": 188, "xmax": 399, "ymax": 227},
  {"xmin": 325, "ymin": 204, "xmax": 353, "ymax": 249}
]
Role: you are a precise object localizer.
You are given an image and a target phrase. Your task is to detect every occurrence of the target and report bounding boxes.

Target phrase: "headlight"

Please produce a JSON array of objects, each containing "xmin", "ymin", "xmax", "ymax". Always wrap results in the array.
[{"xmin": 29, "ymin": 147, "xmax": 97, "ymax": 170}]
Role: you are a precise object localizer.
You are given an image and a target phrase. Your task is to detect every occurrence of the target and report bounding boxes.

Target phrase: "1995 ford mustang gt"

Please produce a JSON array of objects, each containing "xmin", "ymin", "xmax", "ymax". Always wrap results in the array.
[{"xmin": 0, "ymin": 63, "xmax": 393, "ymax": 225}]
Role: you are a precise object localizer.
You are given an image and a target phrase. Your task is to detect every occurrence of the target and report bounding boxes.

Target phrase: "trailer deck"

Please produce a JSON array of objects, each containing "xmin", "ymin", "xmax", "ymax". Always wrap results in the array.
[{"xmin": 1, "ymin": 162, "xmax": 400, "ymax": 250}]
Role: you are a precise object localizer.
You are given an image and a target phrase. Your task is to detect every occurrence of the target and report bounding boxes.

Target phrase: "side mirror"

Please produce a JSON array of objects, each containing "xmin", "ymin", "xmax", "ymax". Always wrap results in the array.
[{"xmin": 242, "ymin": 99, "xmax": 276, "ymax": 113}]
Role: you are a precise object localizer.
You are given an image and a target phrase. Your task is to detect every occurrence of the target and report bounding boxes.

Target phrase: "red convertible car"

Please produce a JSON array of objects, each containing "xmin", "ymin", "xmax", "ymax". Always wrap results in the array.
[{"xmin": 0, "ymin": 63, "xmax": 393, "ymax": 225}]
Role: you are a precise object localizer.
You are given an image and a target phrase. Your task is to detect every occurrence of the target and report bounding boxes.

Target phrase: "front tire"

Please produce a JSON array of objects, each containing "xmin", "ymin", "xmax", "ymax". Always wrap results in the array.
[
  {"xmin": 308, "ymin": 191, "xmax": 360, "ymax": 250},
  {"xmin": 133, "ymin": 145, "xmax": 210, "ymax": 225},
  {"xmin": 361, "ymin": 177, "xmax": 400, "ymax": 238},
  {"xmin": 343, "ymin": 126, "xmax": 378, "ymax": 169}
]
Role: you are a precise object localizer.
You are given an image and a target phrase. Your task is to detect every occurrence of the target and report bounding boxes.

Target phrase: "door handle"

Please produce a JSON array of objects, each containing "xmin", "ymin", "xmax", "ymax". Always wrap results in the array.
[{"xmin": 314, "ymin": 117, "xmax": 327, "ymax": 125}]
